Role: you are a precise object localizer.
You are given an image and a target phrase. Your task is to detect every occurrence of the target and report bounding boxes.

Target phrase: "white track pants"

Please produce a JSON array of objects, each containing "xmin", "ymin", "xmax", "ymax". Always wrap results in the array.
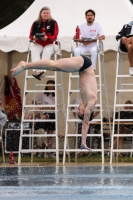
[{"xmin": 31, "ymin": 43, "xmax": 59, "ymax": 72}]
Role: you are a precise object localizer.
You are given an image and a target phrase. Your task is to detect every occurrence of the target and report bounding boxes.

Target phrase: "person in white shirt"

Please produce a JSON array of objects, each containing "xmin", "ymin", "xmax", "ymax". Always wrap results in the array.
[
  {"xmin": 74, "ymin": 9, "xmax": 105, "ymax": 70},
  {"xmin": 35, "ymin": 80, "xmax": 56, "ymax": 158}
]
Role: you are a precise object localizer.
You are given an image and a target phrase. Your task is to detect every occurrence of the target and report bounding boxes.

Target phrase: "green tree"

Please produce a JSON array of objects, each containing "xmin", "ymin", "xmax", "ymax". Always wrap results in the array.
[
  {"xmin": 0, "ymin": 0, "xmax": 34, "ymax": 29},
  {"xmin": 130, "ymin": 0, "xmax": 133, "ymax": 4}
]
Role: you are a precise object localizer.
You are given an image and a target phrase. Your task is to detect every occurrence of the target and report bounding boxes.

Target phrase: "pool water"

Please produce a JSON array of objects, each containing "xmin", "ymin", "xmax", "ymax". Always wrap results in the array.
[{"xmin": 0, "ymin": 166, "xmax": 133, "ymax": 200}]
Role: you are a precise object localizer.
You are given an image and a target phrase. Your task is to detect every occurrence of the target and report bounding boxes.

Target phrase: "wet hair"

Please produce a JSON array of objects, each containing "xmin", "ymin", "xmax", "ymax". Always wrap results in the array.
[
  {"xmin": 35, "ymin": 6, "xmax": 55, "ymax": 24},
  {"xmin": 85, "ymin": 9, "xmax": 95, "ymax": 17},
  {"xmin": 78, "ymin": 112, "xmax": 94, "ymax": 121},
  {"xmin": 44, "ymin": 80, "xmax": 55, "ymax": 97}
]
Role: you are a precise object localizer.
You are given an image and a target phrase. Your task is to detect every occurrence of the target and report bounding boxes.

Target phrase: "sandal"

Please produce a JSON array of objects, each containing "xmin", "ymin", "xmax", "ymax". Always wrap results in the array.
[{"xmin": 32, "ymin": 71, "xmax": 44, "ymax": 80}]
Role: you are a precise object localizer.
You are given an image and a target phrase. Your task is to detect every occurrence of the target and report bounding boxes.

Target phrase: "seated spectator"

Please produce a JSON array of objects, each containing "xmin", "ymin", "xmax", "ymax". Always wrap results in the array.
[
  {"xmin": 29, "ymin": 6, "xmax": 59, "ymax": 80},
  {"xmin": 34, "ymin": 80, "xmax": 56, "ymax": 158},
  {"xmin": 114, "ymin": 100, "xmax": 133, "ymax": 156},
  {"xmin": 73, "ymin": 9, "xmax": 105, "ymax": 70},
  {"xmin": 116, "ymin": 21, "xmax": 133, "ymax": 75}
]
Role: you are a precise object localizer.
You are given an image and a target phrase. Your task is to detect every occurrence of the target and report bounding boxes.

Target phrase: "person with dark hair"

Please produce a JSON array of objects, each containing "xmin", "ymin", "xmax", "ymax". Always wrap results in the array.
[
  {"xmin": 34, "ymin": 80, "xmax": 56, "ymax": 158},
  {"xmin": 11, "ymin": 55, "xmax": 98, "ymax": 152},
  {"xmin": 74, "ymin": 9, "xmax": 105, "ymax": 70},
  {"xmin": 116, "ymin": 21, "xmax": 133, "ymax": 75},
  {"xmin": 29, "ymin": 7, "xmax": 59, "ymax": 80}
]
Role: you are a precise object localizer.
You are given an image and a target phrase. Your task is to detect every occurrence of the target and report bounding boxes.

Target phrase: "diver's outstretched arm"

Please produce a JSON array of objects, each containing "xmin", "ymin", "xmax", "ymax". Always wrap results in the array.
[{"xmin": 81, "ymin": 98, "xmax": 96, "ymax": 152}]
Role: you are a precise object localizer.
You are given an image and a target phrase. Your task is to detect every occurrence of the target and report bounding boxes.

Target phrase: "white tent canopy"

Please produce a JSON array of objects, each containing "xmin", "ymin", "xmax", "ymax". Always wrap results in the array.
[{"xmin": 0, "ymin": 0, "xmax": 133, "ymax": 52}]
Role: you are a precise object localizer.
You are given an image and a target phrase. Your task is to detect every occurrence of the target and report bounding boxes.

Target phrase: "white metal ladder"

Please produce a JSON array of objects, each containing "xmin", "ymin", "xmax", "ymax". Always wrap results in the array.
[
  {"xmin": 63, "ymin": 40, "xmax": 110, "ymax": 165},
  {"xmin": 18, "ymin": 40, "xmax": 65, "ymax": 166},
  {"xmin": 110, "ymin": 46, "xmax": 133, "ymax": 165}
]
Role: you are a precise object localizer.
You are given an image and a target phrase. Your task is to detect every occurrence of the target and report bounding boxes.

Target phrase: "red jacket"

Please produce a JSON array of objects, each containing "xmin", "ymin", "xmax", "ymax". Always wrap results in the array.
[{"xmin": 29, "ymin": 19, "xmax": 59, "ymax": 47}]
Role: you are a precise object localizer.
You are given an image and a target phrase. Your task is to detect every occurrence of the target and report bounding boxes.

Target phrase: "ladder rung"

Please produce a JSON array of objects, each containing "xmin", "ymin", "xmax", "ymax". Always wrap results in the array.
[
  {"xmin": 65, "ymin": 134, "xmax": 102, "ymax": 137},
  {"xmin": 21, "ymin": 134, "xmax": 57, "ymax": 137},
  {"xmin": 25, "ymin": 90, "xmax": 55, "ymax": 93},
  {"xmin": 112, "ymin": 149, "xmax": 133, "ymax": 152},
  {"xmin": 24, "ymin": 105, "xmax": 55, "ymax": 107},
  {"xmin": 26, "ymin": 109, "xmax": 63, "ymax": 112},
  {"xmin": 112, "ymin": 134, "xmax": 133, "ymax": 137},
  {"xmin": 70, "ymin": 75, "xmax": 79, "ymax": 78},
  {"xmin": 70, "ymin": 90, "xmax": 80, "ymax": 92},
  {"xmin": 20, "ymin": 149, "xmax": 57, "ymax": 153},
  {"xmin": 117, "ymin": 75, "xmax": 131, "ymax": 77},
  {"xmin": 114, "ymin": 119, "xmax": 133, "ymax": 122},
  {"xmin": 115, "ymin": 104, "xmax": 133, "ymax": 107},
  {"xmin": 121, "ymin": 83, "xmax": 133, "ymax": 86},
  {"xmin": 116, "ymin": 89, "xmax": 133, "ymax": 92},
  {"xmin": 22, "ymin": 119, "xmax": 56, "ymax": 122},
  {"xmin": 36, "ymin": 84, "xmax": 62, "ymax": 87},
  {"xmin": 65, "ymin": 149, "xmax": 102, "ymax": 152}
]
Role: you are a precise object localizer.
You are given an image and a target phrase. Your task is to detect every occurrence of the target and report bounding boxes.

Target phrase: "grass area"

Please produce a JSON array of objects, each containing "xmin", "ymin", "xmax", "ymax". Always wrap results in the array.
[{"xmin": 1, "ymin": 153, "xmax": 133, "ymax": 164}]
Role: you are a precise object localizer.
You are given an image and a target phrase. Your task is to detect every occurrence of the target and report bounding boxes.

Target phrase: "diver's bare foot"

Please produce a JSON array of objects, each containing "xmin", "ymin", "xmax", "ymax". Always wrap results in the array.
[
  {"xmin": 81, "ymin": 144, "xmax": 92, "ymax": 152},
  {"xmin": 10, "ymin": 61, "xmax": 26, "ymax": 76}
]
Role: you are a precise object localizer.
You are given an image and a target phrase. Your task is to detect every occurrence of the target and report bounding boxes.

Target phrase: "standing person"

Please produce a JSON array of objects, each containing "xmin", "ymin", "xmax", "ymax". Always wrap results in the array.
[
  {"xmin": 73, "ymin": 9, "xmax": 105, "ymax": 70},
  {"xmin": 34, "ymin": 80, "xmax": 56, "ymax": 158},
  {"xmin": 29, "ymin": 6, "xmax": 59, "ymax": 80},
  {"xmin": 11, "ymin": 55, "xmax": 98, "ymax": 152},
  {"xmin": 116, "ymin": 21, "xmax": 133, "ymax": 75}
]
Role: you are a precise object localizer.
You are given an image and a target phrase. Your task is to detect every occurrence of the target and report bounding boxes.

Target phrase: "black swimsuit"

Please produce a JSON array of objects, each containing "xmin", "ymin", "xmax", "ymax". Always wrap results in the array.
[{"xmin": 79, "ymin": 55, "xmax": 92, "ymax": 71}]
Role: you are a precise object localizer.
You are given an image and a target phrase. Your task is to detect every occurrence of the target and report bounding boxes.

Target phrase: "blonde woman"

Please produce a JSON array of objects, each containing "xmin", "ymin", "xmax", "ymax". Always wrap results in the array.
[{"xmin": 29, "ymin": 7, "xmax": 59, "ymax": 80}]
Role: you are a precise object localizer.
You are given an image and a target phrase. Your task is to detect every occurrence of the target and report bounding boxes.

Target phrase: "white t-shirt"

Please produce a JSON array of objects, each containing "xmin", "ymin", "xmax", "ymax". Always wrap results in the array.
[
  {"xmin": 79, "ymin": 21, "xmax": 104, "ymax": 40},
  {"xmin": 36, "ymin": 93, "xmax": 55, "ymax": 105},
  {"xmin": 36, "ymin": 93, "xmax": 55, "ymax": 113}
]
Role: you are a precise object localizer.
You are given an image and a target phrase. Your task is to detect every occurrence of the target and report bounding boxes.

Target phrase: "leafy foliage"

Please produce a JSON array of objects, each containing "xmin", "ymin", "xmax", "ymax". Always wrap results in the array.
[{"xmin": 0, "ymin": 0, "xmax": 34, "ymax": 29}]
